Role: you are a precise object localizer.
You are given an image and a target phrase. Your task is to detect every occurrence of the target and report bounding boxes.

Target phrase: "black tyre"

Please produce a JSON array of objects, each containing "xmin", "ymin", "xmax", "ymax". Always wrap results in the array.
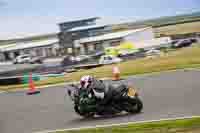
[
  {"xmin": 74, "ymin": 105, "xmax": 94, "ymax": 118},
  {"xmin": 83, "ymin": 112, "xmax": 95, "ymax": 118},
  {"xmin": 134, "ymin": 98, "xmax": 143, "ymax": 113},
  {"xmin": 74, "ymin": 105, "xmax": 82, "ymax": 115},
  {"xmin": 126, "ymin": 97, "xmax": 143, "ymax": 113}
]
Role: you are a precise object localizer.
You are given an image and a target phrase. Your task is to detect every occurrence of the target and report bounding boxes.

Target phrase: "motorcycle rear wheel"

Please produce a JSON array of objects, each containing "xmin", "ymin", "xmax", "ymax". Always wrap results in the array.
[
  {"xmin": 126, "ymin": 97, "xmax": 143, "ymax": 113},
  {"xmin": 82, "ymin": 112, "xmax": 95, "ymax": 118}
]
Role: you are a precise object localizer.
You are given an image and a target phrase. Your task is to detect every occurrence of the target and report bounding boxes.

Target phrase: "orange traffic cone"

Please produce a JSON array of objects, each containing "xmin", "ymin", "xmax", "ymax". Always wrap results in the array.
[
  {"xmin": 27, "ymin": 73, "xmax": 40, "ymax": 95},
  {"xmin": 112, "ymin": 66, "xmax": 120, "ymax": 81}
]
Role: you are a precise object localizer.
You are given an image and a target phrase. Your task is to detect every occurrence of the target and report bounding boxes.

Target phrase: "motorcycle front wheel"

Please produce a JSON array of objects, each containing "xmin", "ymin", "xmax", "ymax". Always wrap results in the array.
[{"xmin": 74, "ymin": 105, "xmax": 95, "ymax": 118}]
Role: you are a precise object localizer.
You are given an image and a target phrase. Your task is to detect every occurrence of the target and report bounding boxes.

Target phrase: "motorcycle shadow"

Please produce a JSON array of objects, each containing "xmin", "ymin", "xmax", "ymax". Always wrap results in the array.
[{"xmin": 70, "ymin": 112, "xmax": 143, "ymax": 123}]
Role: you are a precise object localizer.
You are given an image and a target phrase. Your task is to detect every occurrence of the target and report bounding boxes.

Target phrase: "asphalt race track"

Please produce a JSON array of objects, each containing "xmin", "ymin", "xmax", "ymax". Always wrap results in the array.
[{"xmin": 0, "ymin": 70, "xmax": 200, "ymax": 133}]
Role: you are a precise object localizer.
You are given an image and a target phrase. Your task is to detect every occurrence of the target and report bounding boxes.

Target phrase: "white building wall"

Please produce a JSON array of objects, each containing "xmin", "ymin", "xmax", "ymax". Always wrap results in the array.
[
  {"xmin": 135, "ymin": 37, "xmax": 172, "ymax": 49},
  {"xmin": 124, "ymin": 27, "xmax": 154, "ymax": 42},
  {"xmin": 80, "ymin": 45, "xmax": 85, "ymax": 55},
  {"xmin": 30, "ymin": 50, "xmax": 37, "ymax": 56},
  {"xmin": 102, "ymin": 42, "xmax": 111, "ymax": 49},
  {"xmin": 88, "ymin": 45, "xmax": 94, "ymax": 52},
  {"xmin": 42, "ymin": 48, "xmax": 47, "ymax": 57},
  {"xmin": 20, "ymin": 50, "xmax": 25, "ymax": 55},
  {"xmin": 123, "ymin": 28, "xmax": 172, "ymax": 49},
  {"xmin": 9, "ymin": 52, "xmax": 14, "ymax": 59},
  {"xmin": 52, "ymin": 47, "xmax": 57, "ymax": 56},
  {"xmin": 0, "ymin": 52, "xmax": 5, "ymax": 61}
]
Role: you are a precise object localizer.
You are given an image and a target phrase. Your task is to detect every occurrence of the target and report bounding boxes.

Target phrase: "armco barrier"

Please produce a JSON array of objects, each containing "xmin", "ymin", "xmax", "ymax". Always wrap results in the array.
[
  {"xmin": 0, "ymin": 76, "xmax": 22, "ymax": 85},
  {"xmin": 0, "ymin": 64, "xmax": 42, "ymax": 77},
  {"xmin": 0, "ymin": 73, "xmax": 65, "ymax": 86},
  {"xmin": 0, "ymin": 74, "xmax": 40, "ymax": 85}
]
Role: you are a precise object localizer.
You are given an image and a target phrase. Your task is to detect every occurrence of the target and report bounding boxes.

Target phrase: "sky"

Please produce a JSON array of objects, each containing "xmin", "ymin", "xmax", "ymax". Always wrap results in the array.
[{"xmin": 0, "ymin": 0, "xmax": 200, "ymax": 40}]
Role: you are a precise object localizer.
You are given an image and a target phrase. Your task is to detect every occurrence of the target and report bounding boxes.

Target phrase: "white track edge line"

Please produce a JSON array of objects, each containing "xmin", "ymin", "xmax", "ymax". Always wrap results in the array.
[
  {"xmin": 0, "ymin": 91, "xmax": 6, "ymax": 94},
  {"xmin": 34, "ymin": 115, "xmax": 200, "ymax": 133}
]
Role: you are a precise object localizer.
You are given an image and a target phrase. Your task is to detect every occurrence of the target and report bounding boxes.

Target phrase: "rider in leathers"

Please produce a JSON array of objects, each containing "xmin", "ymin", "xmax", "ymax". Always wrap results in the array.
[
  {"xmin": 80, "ymin": 75, "xmax": 129, "ymax": 114},
  {"xmin": 80, "ymin": 75, "xmax": 113, "ymax": 107}
]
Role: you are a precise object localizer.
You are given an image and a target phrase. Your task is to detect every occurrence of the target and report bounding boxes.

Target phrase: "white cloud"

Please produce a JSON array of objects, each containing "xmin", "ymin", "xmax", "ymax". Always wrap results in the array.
[
  {"xmin": 0, "ymin": 16, "xmax": 60, "ymax": 40},
  {"xmin": 0, "ymin": 16, "xmax": 138, "ymax": 40}
]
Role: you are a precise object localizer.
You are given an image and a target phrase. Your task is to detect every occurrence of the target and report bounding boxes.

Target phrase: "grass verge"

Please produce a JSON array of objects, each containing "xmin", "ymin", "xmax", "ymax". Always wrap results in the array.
[
  {"xmin": 1, "ymin": 45, "xmax": 200, "ymax": 91},
  {"xmin": 155, "ymin": 21, "xmax": 200, "ymax": 36},
  {"xmin": 54, "ymin": 117, "xmax": 200, "ymax": 133}
]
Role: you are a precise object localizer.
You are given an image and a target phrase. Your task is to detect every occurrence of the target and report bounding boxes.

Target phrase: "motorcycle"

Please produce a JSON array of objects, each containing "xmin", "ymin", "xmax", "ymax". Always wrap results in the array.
[{"xmin": 67, "ymin": 82, "xmax": 143, "ymax": 118}]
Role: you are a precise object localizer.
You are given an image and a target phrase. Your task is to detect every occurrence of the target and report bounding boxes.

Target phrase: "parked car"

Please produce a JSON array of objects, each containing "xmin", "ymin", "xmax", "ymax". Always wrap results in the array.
[
  {"xmin": 145, "ymin": 48, "xmax": 161, "ymax": 56},
  {"xmin": 190, "ymin": 38, "xmax": 197, "ymax": 43},
  {"xmin": 90, "ymin": 51, "xmax": 105, "ymax": 58},
  {"xmin": 61, "ymin": 56, "xmax": 77, "ymax": 66},
  {"xmin": 99, "ymin": 55, "xmax": 122, "ymax": 65},
  {"xmin": 13, "ymin": 54, "xmax": 31, "ymax": 64},
  {"xmin": 74, "ymin": 55, "xmax": 90, "ymax": 62},
  {"xmin": 118, "ymin": 50, "xmax": 132, "ymax": 57},
  {"xmin": 13, "ymin": 54, "xmax": 43, "ymax": 64},
  {"xmin": 172, "ymin": 39, "xmax": 192, "ymax": 48},
  {"xmin": 29, "ymin": 56, "xmax": 43, "ymax": 64}
]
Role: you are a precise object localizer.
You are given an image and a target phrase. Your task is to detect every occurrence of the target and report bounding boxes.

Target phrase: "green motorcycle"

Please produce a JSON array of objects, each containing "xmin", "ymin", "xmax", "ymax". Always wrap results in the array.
[{"xmin": 67, "ymin": 83, "xmax": 143, "ymax": 118}]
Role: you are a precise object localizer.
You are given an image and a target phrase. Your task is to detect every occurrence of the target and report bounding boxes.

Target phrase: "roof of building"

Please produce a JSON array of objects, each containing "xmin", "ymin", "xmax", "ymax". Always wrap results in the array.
[
  {"xmin": 77, "ymin": 27, "xmax": 152, "ymax": 44},
  {"xmin": 1, "ymin": 38, "xmax": 58, "ymax": 52},
  {"xmin": 58, "ymin": 17, "xmax": 99, "ymax": 26},
  {"xmin": 68, "ymin": 24, "xmax": 108, "ymax": 32},
  {"xmin": 64, "ymin": 17, "xmax": 131, "ymax": 32},
  {"xmin": 0, "ymin": 44, "xmax": 17, "ymax": 51}
]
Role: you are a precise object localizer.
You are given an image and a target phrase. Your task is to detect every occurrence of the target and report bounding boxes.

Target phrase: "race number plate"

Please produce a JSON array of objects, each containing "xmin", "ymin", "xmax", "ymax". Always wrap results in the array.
[{"xmin": 127, "ymin": 88, "xmax": 136, "ymax": 97}]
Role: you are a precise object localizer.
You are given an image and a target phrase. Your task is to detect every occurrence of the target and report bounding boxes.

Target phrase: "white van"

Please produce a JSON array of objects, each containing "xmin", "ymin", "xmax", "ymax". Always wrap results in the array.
[{"xmin": 99, "ymin": 55, "xmax": 122, "ymax": 65}]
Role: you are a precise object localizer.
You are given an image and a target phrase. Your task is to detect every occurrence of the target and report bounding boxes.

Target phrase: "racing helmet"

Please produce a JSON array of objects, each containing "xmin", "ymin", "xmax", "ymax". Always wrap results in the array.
[{"xmin": 80, "ymin": 75, "xmax": 93, "ymax": 89}]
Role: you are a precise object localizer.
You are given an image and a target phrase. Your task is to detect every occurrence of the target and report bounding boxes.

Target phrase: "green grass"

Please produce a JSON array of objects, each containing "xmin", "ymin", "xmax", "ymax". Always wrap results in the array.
[
  {"xmin": 58, "ymin": 45, "xmax": 200, "ymax": 81},
  {"xmin": 155, "ymin": 21, "xmax": 200, "ymax": 36},
  {"xmin": 1, "ymin": 45, "xmax": 200, "ymax": 91},
  {"xmin": 54, "ymin": 117, "xmax": 200, "ymax": 133}
]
